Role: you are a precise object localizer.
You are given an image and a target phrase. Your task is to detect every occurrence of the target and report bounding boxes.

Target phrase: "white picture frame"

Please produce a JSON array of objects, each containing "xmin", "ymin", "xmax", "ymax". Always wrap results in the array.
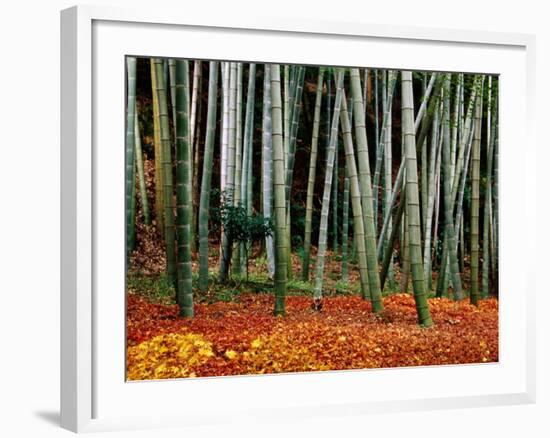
[{"xmin": 60, "ymin": 4, "xmax": 536, "ymax": 433}]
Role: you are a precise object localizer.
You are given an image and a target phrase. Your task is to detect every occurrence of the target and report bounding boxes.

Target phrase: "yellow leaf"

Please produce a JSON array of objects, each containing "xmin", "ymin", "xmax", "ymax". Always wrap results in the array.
[
  {"xmin": 225, "ymin": 350, "xmax": 238, "ymax": 360},
  {"xmin": 251, "ymin": 338, "xmax": 262, "ymax": 349}
]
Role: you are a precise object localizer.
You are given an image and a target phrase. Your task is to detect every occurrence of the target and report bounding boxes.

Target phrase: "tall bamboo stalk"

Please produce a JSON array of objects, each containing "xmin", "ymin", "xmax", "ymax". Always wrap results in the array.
[
  {"xmin": 154, "ymin": 58, "xmax": 176, "ymax": 285},
  {"xmin": 349, "ymin": 69, "xmax": 383, "ymax": 311},
  {"xmin": 302, "ymin": 67, "xmax": 325, "ymax": 280},
  {"xmin": 439, "ymin": 74, "xmax": 463, "ymax": 300},
  {"xmin": 470, "ymin": 77, "xmax": 485, "ymax": 306},
  {"xmin": 342, "ymin": 171, "xmax": 350, "ymax": 282},
  {"xmin": 481, "ymin": 76, "xmax": 494, "ymax": 299},
  {"xmin": 150, "ymin": 60, "xmax": 164, "ymax": 235},
  {"xmin": 219, "ymin": 62, "xmax": 238, "ymax": 282},
  {"xmin": 198, "ymin": 62, "xmax": 219, "ymax": 292},
  {"xmin": 401, "ymin": 70, "xmax": 433, "ymax": 327},
  {"xmin": 262, "ymin": 65, "xmax": 275, "ymax": 278},
  {"xmin": 125, "ymin": 57, "xmax": 137, "ymax": 262},
  {"xmin": 174, "ymin": 60, "xmax": 193, "ymax": 316},
  {"xmin": 422, "ymin": 101, "xmax": 440, "ymax": 287},
  {"xmin": 271, "ymin": 64, "xmax": 287, "ymax": 316},
  {"xmin": 233, "ymin": 63, "xmax": 244, "ymax": 275},
  {"xmin": 338, "ymin": 94, "xmax": 371, "ymax": 301},
  {"xmin": 240, "ymin": 63, "xmax": 256, "ymax": 273},
  {"xmin": 220, "ymin": 62, "xmax": 230, "ymax": 194},
  {"xmin": 313, "ymin": 70, "xmax": 345, "ymax": 302}
]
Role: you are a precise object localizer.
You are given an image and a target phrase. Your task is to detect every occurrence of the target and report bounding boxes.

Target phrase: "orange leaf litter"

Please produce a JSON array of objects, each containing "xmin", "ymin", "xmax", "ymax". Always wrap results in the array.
[{"xmin": 126, "ymin": 293, "xmax": 498, "ymax": 380}]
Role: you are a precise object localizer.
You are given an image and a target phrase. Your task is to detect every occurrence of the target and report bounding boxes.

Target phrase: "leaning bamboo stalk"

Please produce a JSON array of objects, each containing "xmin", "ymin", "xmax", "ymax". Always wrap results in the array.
[
  {"xmin": 337, "ymin": 85, "xmax": 371, "ymax": 302},
  {"xmin": 342, "ymin": 171, "xmax": 350, "ymax": 282},
  {"xmin": 313, "ymin": 70, "xmax": 345, "ymax": 303},
  {"xmin": 440, "ymin": 74, "xmax": 463, "ymax": 300},
  {"xmin": 422, "ymin": 103, "xmax": 440, "ymax": 286},
  {"xmin": 373, "ymin": 71, "xmax": 397, "ymax": 234}
]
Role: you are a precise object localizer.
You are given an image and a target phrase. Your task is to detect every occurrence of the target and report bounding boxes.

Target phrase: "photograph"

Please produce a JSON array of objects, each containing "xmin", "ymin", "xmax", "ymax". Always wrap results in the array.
[{"xmin": 125, "ymin": 58, "xmax": 499, "ymax": 381}]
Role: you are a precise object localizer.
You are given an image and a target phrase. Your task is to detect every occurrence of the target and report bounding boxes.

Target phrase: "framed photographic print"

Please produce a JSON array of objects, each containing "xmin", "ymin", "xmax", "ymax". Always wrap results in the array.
[{"xmin": 61, "ymin": 4, "xmax": 536, "ymax": 433}]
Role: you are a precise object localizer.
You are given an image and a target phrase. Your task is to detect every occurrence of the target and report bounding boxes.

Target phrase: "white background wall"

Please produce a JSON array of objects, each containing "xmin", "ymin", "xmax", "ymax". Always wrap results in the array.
[{"xmin": 0, "ymin": 1, "xmax": 546, "ymax": 437}]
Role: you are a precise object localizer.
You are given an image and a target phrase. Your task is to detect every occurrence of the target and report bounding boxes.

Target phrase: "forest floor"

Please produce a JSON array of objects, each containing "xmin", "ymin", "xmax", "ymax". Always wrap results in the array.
[{"xmin": 126, "ymin": 242, "xmax": 499, "ymax": 380}]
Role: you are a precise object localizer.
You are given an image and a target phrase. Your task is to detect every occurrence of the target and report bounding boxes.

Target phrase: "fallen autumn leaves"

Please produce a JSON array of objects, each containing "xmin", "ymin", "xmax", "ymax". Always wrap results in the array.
[{"xmin": 126, "ymin": 293, "xmax": 498, "ymax": 380}]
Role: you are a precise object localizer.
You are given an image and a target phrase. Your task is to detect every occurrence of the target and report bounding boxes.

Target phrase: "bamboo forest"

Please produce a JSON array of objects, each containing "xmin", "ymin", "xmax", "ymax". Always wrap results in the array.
[{"xmin": 125, "ymin": 58, "xmax": 499, "ymax": 380}]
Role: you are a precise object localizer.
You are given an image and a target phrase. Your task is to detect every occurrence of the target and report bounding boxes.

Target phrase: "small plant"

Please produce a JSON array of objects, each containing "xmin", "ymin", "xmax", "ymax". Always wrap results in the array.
[
  {"xmin": 213, "ymin": 193, "xmax": 273, "ymax": 281},
  {"xmin": 216, "ymin": 288, "xmax": 238, "ymax": 302}
]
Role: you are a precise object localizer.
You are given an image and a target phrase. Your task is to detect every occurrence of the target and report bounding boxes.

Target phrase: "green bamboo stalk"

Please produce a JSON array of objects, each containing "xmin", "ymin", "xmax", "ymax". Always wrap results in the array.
[
  {"xmin": 313, "ymin": 70, "xmax": 345, "ymax": 302},
  {"xmin": 420, "ymin": 75, "xmax": 428, "ymax": 240},
  {"xmin": 220, "ymin": 62, "xmax": 230, "ymax": 193},
  {"xmin": 492, "ymin": 104, "xmax": 499, "ymax": 283},
  {"xmin": 337, "ymin": 94, "xmax": 371, "ymax": 302},
  {"xmin": 451, "ymin": 76, "xmax": 481, "ymax": 208},
  {"xmin": 190, "ymin": 61, "xmax": 202, "ymax": 149},
  {"xmin": 373, "ymin": 71, "xmax": 397, "ymax": 235},
  {"xmin": 190, "ymin": 64, "xmax": 203, "ymax": 256},
  {"xmin": 240, "ymin": 63, "xmax": 256, "ymax": 275},
  {"xmin": 174, "ymin": 60, "xmax": 193, "ymax": 316},
  {"xmin": 332, "ymin": 127, "xmax": 339, "ymax": 253},
  {"xmin": 168, "ymin": 59, "xmax": 177, "ymax": 138},
  {"xmin": 380, "ymin": 193, "xmax": 405, "ymax": 290},
  {"xmin": 401, "ymin": 70, "xmax": 433, "ymax": 327},
  {"xmin": 233, "ymin": 63, "xmax": 244, "ymax": 276},
  {"xmin": 150, "ymin": 60, "xmax": 164, "ymax": 235},
  {"xmin": 342, "ymin": 172, "xmax": 350, "ymax": 282},
  {"xmin": 270, "ymin": 64, "xmax": 287, "ymax": 316},
  {"xmin": 302, "ymin": 67, "xmax": 325, "ymax": 280},
  {"xmin": 262, "ymin": 65, "xmax": 275, "ymax": 278},
  {"xmin": 422, "ymin": 101, "xmax": 440, "ymax": 286},
  {"xmin": 450, "ymin": 74, "xmax": 462, "ymax": 182},
  {"xmin": 349, "ymin": 68, "xmax": 383, "ymax": 311},
  {"xmin": 198, "ymin": 62, "xmax": 219, "ymax": 292},
  {"xmin": 285, "ymin": 66, "xmax": 305, "ymax": 279},
  {"xmin": 439, "ymin": 74, "xmax": 463, "ymax": 300},
  {"xmin": 154, "ymin": 58, "xmax": 176, "ymax": 285},
  {"xmin": 481, "ymin": 77, "xmax": 495, "ymax": 299},
  {"xmin": 470, "ymin": 77, "xmax": 485, "ymax": 306},
  {"xmin": 219, "ymin": 62, "xmax": 238, "ymax": 282},
  {"xmin": 125, "ymin": 57, "xmax": 137, "ymax": 264}
]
